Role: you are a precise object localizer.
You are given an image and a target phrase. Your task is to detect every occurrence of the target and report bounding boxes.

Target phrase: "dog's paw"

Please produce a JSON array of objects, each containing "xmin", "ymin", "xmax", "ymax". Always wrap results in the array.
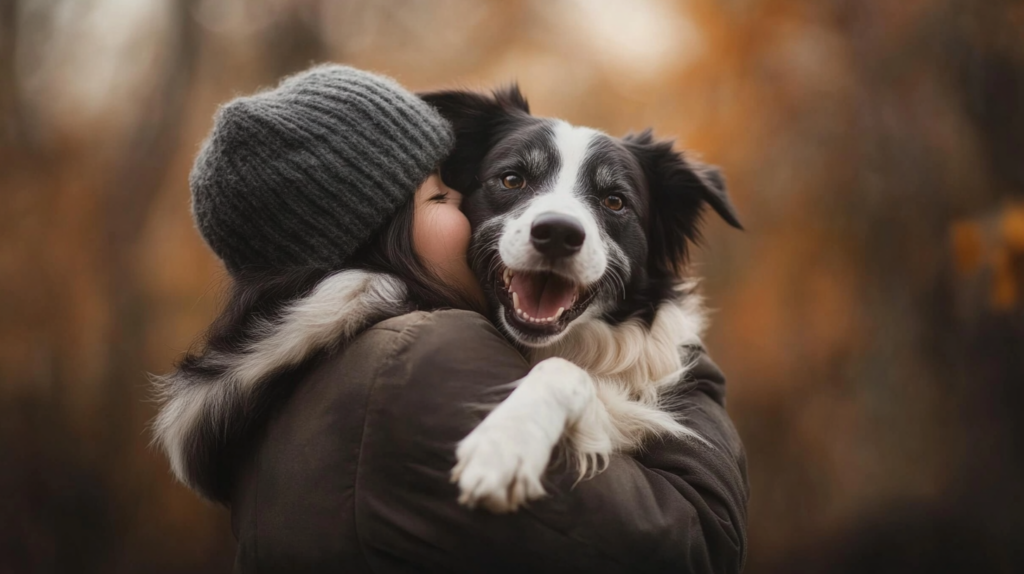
[{"xmin": 451, "ymin": 420, "xmax": 551, "ymax": 513}]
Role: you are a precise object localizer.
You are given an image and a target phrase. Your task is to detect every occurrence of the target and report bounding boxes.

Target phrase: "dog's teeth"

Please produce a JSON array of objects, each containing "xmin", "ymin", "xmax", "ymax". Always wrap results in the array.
[
  {"xmin": 512, "ymin": 291, "xmax": 520, "ymax": 311},
  {"xmin": 503, "ymin": 268, "xmax": 512, "ymax": 287},
  {"xmin": 554, "ymin": 307, "xmax": 565, "ymax": 319}
]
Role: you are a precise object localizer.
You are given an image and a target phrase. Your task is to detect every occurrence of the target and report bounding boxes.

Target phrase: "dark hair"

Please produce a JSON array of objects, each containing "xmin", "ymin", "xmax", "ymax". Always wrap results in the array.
[{"xmin": 177, "ymin": 192, "xmax": 483, "ymax": 380}]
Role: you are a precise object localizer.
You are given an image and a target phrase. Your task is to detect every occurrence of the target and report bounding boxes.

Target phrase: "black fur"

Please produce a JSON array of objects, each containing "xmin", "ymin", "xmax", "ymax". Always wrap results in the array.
[
  {"xmin": 420, "ymin": 86, "xmax": 533, "ymax": 193},
  {"xmin": 624, "ymin": 130, "xmax": 742, "ymax": 279}
]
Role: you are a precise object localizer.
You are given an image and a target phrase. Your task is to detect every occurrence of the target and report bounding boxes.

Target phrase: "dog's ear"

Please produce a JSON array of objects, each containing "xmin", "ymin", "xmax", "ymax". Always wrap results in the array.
[
  {"xmin": 625, "ymin": 130, "xmax": 742, "ymax": 277},
  {"xmin": 491, "ymin": 84, "xmax": 530, "ymax": 114},
  {"xmin": 419, "ymin": 84, "xmax": 530, "ymax": 192}
]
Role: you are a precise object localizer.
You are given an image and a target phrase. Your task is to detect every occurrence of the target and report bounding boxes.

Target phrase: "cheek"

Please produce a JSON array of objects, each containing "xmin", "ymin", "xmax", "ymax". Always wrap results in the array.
[{"xmin": 414, "ymin": 206, "xmax": 473, "ymax": 265}]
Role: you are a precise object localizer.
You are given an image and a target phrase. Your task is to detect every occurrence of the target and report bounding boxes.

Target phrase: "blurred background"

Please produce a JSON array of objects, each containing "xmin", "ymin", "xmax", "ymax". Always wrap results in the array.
[{"xmin": 2, "ymin": 0, "xmax": 1023, "ymax": 572}]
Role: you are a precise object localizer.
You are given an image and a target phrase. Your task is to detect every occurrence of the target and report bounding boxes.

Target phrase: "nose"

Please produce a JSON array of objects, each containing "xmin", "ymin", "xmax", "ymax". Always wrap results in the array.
[{"xmin": 530, "ymin": 212, "xmax": 586, "ymax": 258}]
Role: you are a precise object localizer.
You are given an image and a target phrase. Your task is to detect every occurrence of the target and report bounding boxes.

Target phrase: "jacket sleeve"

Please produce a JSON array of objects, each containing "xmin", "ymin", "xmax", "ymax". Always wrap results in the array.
[{"xmin": 356, "ymin": 310, "xmax": 748, "ymax": 574}]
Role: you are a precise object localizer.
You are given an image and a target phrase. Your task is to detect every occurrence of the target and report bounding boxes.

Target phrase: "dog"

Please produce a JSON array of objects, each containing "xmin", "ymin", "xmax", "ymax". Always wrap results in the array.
[
  {"xmin": 422, "ymin": 86, "xmax": 742, "ymax": 511},
  {"xmin": 152, "ymin": 85, "xmax": 741, "ymax": 512}
]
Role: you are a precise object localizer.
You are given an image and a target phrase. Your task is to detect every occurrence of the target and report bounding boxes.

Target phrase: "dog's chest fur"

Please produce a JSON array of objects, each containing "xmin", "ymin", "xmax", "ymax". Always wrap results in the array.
[{"xmin": 527, "ymin": 293, "xmax": 706, "ymax": 397}]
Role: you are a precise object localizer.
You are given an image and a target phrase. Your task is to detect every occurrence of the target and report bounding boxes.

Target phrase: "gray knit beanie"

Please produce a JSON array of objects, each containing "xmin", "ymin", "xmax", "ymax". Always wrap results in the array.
[{"xmin": 189, "ymin": 64, "xmax": 454, "ymax": 275}]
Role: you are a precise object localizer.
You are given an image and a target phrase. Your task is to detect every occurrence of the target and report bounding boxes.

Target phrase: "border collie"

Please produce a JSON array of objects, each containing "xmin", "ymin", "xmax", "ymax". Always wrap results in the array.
[
  {"xmin": 423, "ymin": 87, "xmax": 741, "ymax": 511},
  {"xmin": 153, "ymin": 85, "xmax": 741, "ymax": 513}
]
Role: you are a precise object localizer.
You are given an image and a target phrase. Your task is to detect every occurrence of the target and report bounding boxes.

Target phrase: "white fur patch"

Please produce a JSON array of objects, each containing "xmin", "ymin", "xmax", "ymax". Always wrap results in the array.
[
  {"xmin": 152, "ymin": 270, "xmax": 407, "ymax": 488},
  {"xmin": 532, "ymin": 287, "xmax": 706, "ymax": 388},
  {"xmin": 497, "ymin": 122, "xmax": 609, "ymax": 286},
  {"xmin": 551, "ymin": 121, "xmax": 599, "ymax": 200}
]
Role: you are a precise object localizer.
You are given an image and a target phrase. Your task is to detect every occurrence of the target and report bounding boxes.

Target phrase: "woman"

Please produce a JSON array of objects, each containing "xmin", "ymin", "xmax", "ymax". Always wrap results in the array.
[{"xmin": 155, "ymin": 65, "xmax": 748, "ymax": 573}]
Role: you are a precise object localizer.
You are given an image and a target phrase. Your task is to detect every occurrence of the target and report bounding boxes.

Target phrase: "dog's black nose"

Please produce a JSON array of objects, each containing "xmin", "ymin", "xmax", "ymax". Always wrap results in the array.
[{"xmin": 530, "ymin": 212, "xmax": 585, "ymax": 258}]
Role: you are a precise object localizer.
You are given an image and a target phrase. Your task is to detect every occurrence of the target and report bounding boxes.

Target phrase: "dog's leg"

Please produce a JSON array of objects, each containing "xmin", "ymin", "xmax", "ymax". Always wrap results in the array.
[
  {"xmin": 587, "ymin": 380, "xmax": 707, "ymax": 461},
  {"xmin": 452, "ymin": 357, "xmax": 613, "ymax": 513}
]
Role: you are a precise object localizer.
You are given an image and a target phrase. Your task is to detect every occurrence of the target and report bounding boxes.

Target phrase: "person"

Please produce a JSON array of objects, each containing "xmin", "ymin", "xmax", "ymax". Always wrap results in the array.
[{"xmin": 156, "ymin": 65, "xmax": 749, "ymax": 573}]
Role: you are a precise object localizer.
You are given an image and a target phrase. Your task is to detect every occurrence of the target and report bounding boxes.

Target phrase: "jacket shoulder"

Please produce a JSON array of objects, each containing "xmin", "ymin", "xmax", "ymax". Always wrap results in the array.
[
  {"xmin": 232, "ymin": 309, "xmax": 519, "ymax": 571},
  {"xmin": 369, "ymin": 308, "xmax": 495, "ymax": 336}
]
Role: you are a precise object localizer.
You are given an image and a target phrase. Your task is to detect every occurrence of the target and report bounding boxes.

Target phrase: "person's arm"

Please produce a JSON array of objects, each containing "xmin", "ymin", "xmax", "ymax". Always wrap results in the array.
[{"xmin": 356, "ymin": 310, "xmax": 748, "ymax": 574}]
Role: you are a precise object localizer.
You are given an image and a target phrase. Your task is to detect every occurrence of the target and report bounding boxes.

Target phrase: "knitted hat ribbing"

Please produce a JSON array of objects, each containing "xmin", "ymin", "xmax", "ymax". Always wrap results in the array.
[{"xmin": 189, "ymin": 65, "xmax": 454, "ymax": 275}]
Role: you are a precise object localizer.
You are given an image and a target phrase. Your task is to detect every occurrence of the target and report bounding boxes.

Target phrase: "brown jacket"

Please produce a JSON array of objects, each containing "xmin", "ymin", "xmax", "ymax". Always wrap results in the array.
[{"xmin": 230, "ymin": 310, "xmax": 749, "ymax": 573}]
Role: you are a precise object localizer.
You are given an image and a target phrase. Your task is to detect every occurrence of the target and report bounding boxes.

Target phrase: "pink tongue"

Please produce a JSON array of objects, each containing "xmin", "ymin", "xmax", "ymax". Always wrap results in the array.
[{"xmin": 510, "ymin": 272, "xmax": 576, "ymax": 318}]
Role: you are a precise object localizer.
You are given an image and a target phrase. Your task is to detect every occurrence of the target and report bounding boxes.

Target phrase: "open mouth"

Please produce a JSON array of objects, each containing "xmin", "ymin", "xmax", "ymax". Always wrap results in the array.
[{"xmin": 494, "ymin": 265, "xmax": 595, "ymax": 338}]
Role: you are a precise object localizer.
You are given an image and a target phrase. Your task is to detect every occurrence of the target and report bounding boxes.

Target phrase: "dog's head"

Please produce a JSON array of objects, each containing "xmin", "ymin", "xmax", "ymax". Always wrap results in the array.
[{"xmin": 421, "ymin": 86, "xmax": 742, "ymax": 347}]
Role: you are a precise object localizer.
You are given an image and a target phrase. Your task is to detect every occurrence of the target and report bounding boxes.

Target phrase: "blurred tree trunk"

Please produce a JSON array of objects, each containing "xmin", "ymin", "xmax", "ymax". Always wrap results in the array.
[
  {"xmin": 0, "ymin": 0, "xmax": 23, "ymax": 152},
  {"xmin": 98, "ymin": 0, "xmax": 203, "ymax": 458}
]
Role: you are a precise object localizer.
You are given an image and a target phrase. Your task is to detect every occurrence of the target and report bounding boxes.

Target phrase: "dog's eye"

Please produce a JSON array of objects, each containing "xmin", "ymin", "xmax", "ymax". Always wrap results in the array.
[
  {"xmin": 500, "ymin": 172, "xmax": 525, "ymax": 189},
  {"xmin": 603, "ymin": 194, "xmax": 625, "ymax": 212}
]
